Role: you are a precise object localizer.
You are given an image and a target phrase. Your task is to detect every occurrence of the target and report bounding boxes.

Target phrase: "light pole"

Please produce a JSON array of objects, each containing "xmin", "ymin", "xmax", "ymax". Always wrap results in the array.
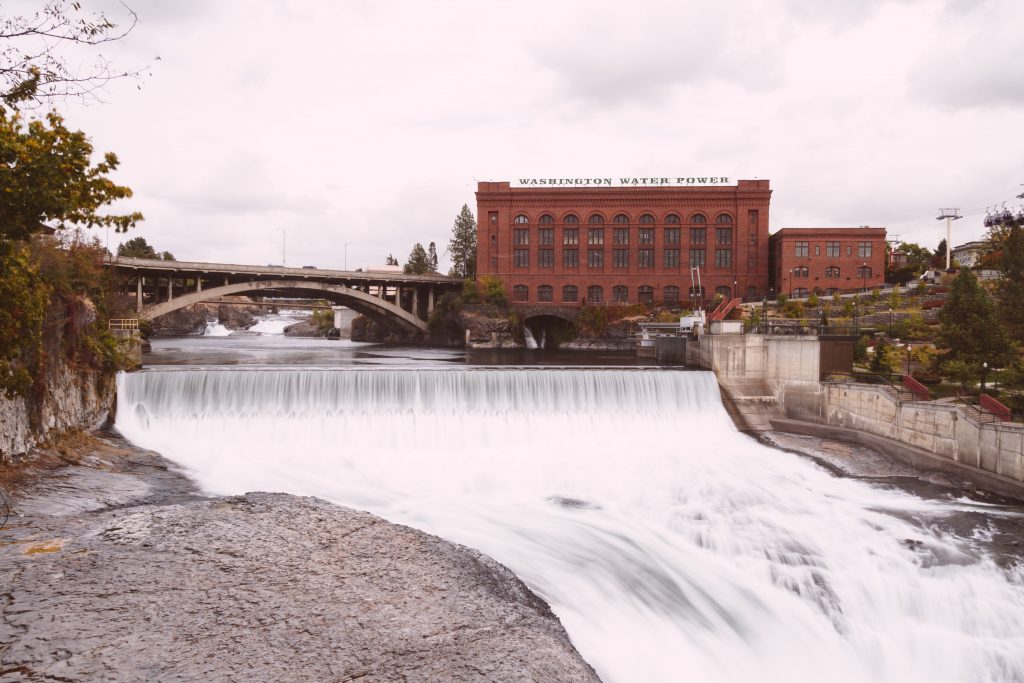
[
  {"xmin": 888, "ymin": 306, "xmax": 893, "ymax": 336},
  {"xmin": 344, "ymin": 241, "xmax": 352, "ymax": 271},
  {"xmin": 733, "ymin": 278, "xmax": 738, "ymax": 300},
  {"xmin": 982, "ymin": 361, "xmax": 989, "ymax": 395},
  {"xmin": 853, "ymin": 298, "xmax": 858, "ymax": 329},
  {"xmin": 906, "ymin": 343, "xmax": 912, "ymax": 376},
  {"xmin": 788, "ymin": 269, "xmax": 793, "ymax": 299},
  {"xmin": 862, "ymin": 262, "xmax": 867, "ymax": 292}
]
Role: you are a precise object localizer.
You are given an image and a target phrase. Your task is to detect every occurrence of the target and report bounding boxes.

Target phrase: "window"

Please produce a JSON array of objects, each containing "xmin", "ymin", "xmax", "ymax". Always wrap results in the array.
[
  {"xmin": 587, "ymin": 285, "xmax": 603, "ymax": 303},
  {"xmin": 825, "ymin": 266, "xmax": 840, "ymax": 279},
  {"xmin": 664, "ymin": 249, "xmax": 680, "ymax": 268},
  {"xmin": 638, "ymin": 249, "xmax": 654, "ymax": 268},
  {"xmin": 512, "ymin": 285, "xmax": 528, "ymax": 301},
  {"xmin": 563, "ymin": 248, "xmax": 579, "ymax": 268},
  {"xmin": 514, "ymin": 214, "xmax": 529, "ymax": 225},
  {"xmin": 539, "ymin": 214, "xmax": 554, "ymax": 225},
  {"xmin": 746, "ymin": 285, "xmax": 757, "ymax": 299},
  {"xmin": 826, "ymin": 241, "xmax": 840, "ymax": 257},
  {"xmin": 514, "ymin": 229, "xmax": 529, "ymax": 245},
  {"xmin": 846, "ymin": 245, "xmax": 852, "ymax": 256},
  {"xmin": 663, "ymin": 286, "xmax": 680, "ymax": 305},
  {"xmin": 858, "ymin": 242, "xmax": 873, "ymax": 257},
  {"xmin": 588, "ymin": 249, "xmax": 604, "ymax": 268},
  {"xmin": 795, "ymin": 241, "xmax": 809, "ymax": 257},
  {"xmin": 639, "ymin": 214, "xmax": 655, "ymax": 224},
  {"xmin": 514, "ymin": 249, "xmax": 529, "ymax": 268},
  {"xmin": 562, "ymin": 285, "xmax": 578, "ymax": 302},
  {"xmin": 613, "ymin": 249, "xmax": 629, "ymax": 268},
  {"xmin": 613, "ymin": 228, "xmax": 629, "ymax": 245},
  {"xmin": 588, "ymin": 228, "xmax": 604, "ymax": 245},
  {"xmin": 638, "ymin": 285, "xmax": 654, "ymax": 305},
  {"xmin": 538, "ymin": 249, "xmax": 553, "ymax": 267},
  {"xmin": 690, "ymin": 228, "xmax": 706, "ymax": 244},
  {"xmin": 814, "ymin": 245, "xmax": 821, "ymax": 256},
  {"xmin": 639, "ymin": 228, "xmax": 655, "ymax": 245},
  {"xmin": 715, "ymin": 249, "xmax": 732, "ymax": 268},
  {"xmin": 665, "ymin": 214, "xmax": 681, "ymax": 225},
  {"xmin": 715, "ymin": 286, "xmax": 731, "ymax": 298},
  {"xmin": 538, "ymin": 285, "xmax": 553, "ymax": 302},
  {"xmin": 689, "ymin": 248, "xmax": 706, "ymax": 268},
  {"xmin": 793, "ymin": 287, "xmax": 809, "ymax": 298},
  {"xmin": 715, "ymin": 228, "xmax": 733, "ymax": 245},
  {"xmin": 588, "ymin": 214, "xmax": 605, "ymax": 225},
  {"xmin": 612, "ymin": 285, "xmax": 629, "ymax": 303},
  {"xmin": 613, "ymin": 214, "xmax": 630, "ymax": 225},
  {"xmin": 689, "ymin": 286, "xmax": 705, "ymax": 300},
  {"xmin": 563, "ymin": 228, "xmax": 579, "ymax": 245},
  {"xmin": 793, "ymin": 266, "xmax": 809, "ymax": 277},
  {"xmin": 564, "ymin": 214, "xmax": 579, "ymax": 225},
  {"xmin": 716, "ymin": 214, "xmax": 733, "ymax": 224},
  {"xmin": 748, "ymin": 210, "xmax": 758, "ymax": 226},
  {"xmin": 489, "ymin": 212, "xmax": 497, "ymax": 225},
  {"xmin": 665, "ymin": 228, "xmax": 680, "ymax": 245},
  {"xmin": 857, "ymin": 265, "xmax": 872, "ymax": 278},
  {"xmin": 691, "ymin": 213, "xmax": 707, "ymax": 224},
  {"xmin": 539, "ymin": 228, "xmax": 553, "ymax": 245}
]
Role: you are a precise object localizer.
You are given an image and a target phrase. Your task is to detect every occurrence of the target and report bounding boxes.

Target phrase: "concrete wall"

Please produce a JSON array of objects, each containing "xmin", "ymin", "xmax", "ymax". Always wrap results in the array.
[{"xmin": 819, "ymin": 383, "xmax": 1024, "ymax": 487}]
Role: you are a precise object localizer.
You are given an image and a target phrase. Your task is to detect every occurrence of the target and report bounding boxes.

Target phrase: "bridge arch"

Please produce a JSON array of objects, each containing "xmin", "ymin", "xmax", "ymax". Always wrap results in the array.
[{"xmin": 140, "ymin": 279, "xmax": 428, "ymax": 334}]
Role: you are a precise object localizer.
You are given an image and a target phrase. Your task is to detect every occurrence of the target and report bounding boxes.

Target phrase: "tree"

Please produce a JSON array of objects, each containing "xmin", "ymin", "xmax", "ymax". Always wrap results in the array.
[
  {"xmin": 448, "ymin": 204, "xmax": 477, "ymax": 279},
  {"xmin": 932, "ymin": 239, "xmax": 948, "ymax": 268},
  {"xmin": 994, "ymin": 223, "xmax": 1024, "ymax": 341},
  {"xmin": 117, "ymin": 237, "xmax": 156, "ymax": 259},
  {"xmin": 403, "ymin": 243, "xmax": 430, "ymax": 275},
  {"xmin": 937, "ymin": 269, "xmax": 1012, "ymax": 369},
  {"xmin": 0, "ymin": 110, "xmax": 142, "ymax": 241},
  {"xmin": 385, "ymin": 254, "xmax": 398, "ymax": 266},
  {"xmin": 1, "ymin": 1, "xmax": 151, "ymax": 110},
  {"xmin": 427, "ymin": 241, "xmax": 438, "ymax": 272}
]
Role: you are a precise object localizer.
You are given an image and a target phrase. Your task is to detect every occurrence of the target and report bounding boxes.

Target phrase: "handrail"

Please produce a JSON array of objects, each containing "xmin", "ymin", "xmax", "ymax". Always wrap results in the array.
[
  {"xmin": 901, "ymin": 374, "xmax": 930, "ymax": 401},
  {"xmin": 980, "ymin": 393, "xmax": 1012, "ymax": 422},
  {"xmin": 108, "ymin": 318, "xmax": 140, "ymax": 331}
]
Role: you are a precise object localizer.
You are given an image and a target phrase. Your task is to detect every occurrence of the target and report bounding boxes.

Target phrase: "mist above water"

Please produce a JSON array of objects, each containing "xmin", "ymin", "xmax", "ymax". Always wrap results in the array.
[{"xmin": 115, "ymin": 367, "xmax": 1024, "ymax": 682}]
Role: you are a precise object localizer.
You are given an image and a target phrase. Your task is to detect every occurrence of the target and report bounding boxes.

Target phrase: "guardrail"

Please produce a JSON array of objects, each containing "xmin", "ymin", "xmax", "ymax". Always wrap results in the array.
[
  {"xmin": 901, "ymin": 374, "xmax": 930, "ymax": 401},
  {"xmin": 108, "ymin": 318, "xmax": 140, "ymax": 331},
  {"xmin": 980, "ymin": 393, "xmax": 1013, "ymax": 422}
]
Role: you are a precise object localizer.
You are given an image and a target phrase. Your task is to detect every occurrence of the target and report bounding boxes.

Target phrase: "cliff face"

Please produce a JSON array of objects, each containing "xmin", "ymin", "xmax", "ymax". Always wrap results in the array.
[{"xmin": 0, "ymin": 361, "xmax": 114, "ymax": 460}]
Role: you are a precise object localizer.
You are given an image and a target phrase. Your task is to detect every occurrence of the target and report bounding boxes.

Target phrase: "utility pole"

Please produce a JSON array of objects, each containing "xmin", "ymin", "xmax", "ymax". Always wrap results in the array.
[{"xmin": 936, "ymin": 209, "xmax": 961, "ymax": 270}]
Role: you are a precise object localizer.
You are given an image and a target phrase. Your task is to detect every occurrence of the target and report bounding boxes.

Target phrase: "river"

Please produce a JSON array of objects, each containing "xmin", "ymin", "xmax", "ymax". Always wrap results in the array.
[{"xmin": 113, "ymin": 327, "xmax": 1024, "ymax": 683}]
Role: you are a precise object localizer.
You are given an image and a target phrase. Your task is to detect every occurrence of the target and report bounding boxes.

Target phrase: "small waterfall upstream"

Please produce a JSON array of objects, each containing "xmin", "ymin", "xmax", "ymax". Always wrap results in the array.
[{"xmin": 115, "ymin": 368, "xmax": 1024, "ymax": 682}]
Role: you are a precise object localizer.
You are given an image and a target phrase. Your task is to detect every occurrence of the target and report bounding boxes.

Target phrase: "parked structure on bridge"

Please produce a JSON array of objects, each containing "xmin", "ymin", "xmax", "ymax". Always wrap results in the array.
[{"xmin": 107, "ymin": 257, "xmax": 462, "ymax": 335}]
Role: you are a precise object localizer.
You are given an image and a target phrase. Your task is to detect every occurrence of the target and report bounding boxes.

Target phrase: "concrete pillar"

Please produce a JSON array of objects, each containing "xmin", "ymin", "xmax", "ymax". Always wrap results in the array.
[
  {"xmin": 412, "ymin": 287, "xmax": 419, "ymax": 318},
  {"xmin": 136, "ymin": 277, "xmax": 143, "ymax": 312},
  {"xmin": 224, "ymin": 275, "xmax": 229, "ymax": 286},
  {"xmin": 167, "ymin": 277, "xmax": 173, "ymax": 301},
  {"xmin": 428, "ymin": 286, "xmax": 435, "ymax": 314},
  {"xmin": 196, "ymin": 275, "xmax": 202, "ymax": 292}
]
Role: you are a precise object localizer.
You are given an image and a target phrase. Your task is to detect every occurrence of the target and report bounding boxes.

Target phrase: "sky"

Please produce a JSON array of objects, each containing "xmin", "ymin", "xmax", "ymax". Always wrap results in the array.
[{"xmin": 9, "ymin": 0, "xmax": 1024, "ymax": 272}]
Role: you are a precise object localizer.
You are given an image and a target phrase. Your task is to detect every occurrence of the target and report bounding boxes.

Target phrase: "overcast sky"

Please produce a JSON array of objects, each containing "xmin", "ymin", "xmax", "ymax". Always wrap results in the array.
[{"xmin": 13, "ymin": 0, "xmax": 1024, "ymax": 271}]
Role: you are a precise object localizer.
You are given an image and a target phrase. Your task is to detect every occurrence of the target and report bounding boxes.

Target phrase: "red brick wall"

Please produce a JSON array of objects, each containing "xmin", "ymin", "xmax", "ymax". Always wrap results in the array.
[
  {"xmin": 769, "ymin": 227, "xmax": 887, "ymax": 298},
  {"xmin": 475, "ymin": 180, "xmax": 772, "ymax": 307}
]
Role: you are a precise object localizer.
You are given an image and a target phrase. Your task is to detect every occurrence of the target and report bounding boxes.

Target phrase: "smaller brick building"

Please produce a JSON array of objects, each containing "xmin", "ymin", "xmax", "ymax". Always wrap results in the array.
[{"xmin": 769, "ymin": 227, "xmax": 886, "ymax": 298}]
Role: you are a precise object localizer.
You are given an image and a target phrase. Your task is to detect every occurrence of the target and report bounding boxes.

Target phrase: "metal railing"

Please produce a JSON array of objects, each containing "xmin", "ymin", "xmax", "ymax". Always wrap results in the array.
[{"xmin": 108, "ymin": 318, "xmax": 140, "ymax": 331}]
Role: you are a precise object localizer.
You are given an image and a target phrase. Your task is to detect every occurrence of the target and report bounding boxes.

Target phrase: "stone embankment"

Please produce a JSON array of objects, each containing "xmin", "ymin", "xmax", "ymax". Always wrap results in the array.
[{"xmin": 0, "ymin": 435, "xmax": 600, "ymax": 682}]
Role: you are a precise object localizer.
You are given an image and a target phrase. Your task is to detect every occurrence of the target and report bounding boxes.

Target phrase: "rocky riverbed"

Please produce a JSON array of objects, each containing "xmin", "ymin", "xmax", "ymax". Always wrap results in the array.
[{"xmin": 0, "ymin": 434, "xmax": 599, "ymax": 682}]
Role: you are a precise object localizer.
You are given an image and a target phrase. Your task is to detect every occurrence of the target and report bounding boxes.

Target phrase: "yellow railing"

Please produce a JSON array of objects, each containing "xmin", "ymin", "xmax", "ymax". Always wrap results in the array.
[{"xmin": 108, "ymin": 318, "xmax": 140, "ymax": 331}]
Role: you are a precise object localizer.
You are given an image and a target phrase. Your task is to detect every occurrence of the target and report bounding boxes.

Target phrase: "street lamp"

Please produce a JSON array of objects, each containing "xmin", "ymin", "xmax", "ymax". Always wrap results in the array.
[
  {"xmin": 888, "ymin": 306, "xmax": 893, "ymax": 336},
  {"xmin": 906, "ymin": 343, "xmax": 912, "ymax": 376},
  {"xmin": 982, "ymin": 361, "xmax": 989, "ymax": 394},
  {"xmin": 862, "ymin": 262, "xmax": 867, "ymax": 292},
  {"xmin": 788, "ymin": 269, "xmax": 793, "ymax": 299},
  {"xmin": 853, "ymin": 298, "xmax": 858, "ymax": 329}
]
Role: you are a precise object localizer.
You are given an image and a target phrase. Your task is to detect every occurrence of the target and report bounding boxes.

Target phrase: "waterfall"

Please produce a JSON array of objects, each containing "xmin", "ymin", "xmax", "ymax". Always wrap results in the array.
[
  {"xmin": 523, "ymin": 326, "xmax": 539, "ymax": 349},
  {"xmin": 201, "ymin": 319, "xmax": 232, "ymax": 336},
  {"xmin": 115, "ymin": 368, "xmax": 1024, "ymax": 683}
]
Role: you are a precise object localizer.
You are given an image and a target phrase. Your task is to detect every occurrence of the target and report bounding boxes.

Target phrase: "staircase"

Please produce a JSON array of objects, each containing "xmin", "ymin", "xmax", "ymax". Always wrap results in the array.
[{"xmin": 708, "ymin": 297, "xmax": 741, "ymax": 322}]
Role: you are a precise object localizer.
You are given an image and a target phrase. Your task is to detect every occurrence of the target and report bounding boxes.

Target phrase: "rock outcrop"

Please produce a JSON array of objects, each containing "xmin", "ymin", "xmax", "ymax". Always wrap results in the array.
[
  {"xmin": 148, "ymin": 299, "xmax": 272, "ymax": 337},
  {"xmin": 0, "ymin": 439, "xmax": 601, "ymax": 682}
]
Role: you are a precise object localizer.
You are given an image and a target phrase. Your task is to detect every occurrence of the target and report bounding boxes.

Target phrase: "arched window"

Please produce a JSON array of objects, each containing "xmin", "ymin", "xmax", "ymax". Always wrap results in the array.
[
  {"xmin": 689, "ymin": 285, "xmax": 706, "ymax": 300},
  {"xmin": 824, "ymin": 288, "xmax": 839, "ymax": 296},
  {"xmin": 613, "ymin": 214, "xmax": 630, "ymax": 224},
  {"xmin": 587, "ymin": 285, "xmax": 604, "ymax": 303},
  {"xmin": 587, "ymin": 214, "xmax": 605, "ymax": 224},
  {"xmin": 638, "ymin": 285, "xmax": 654, "ymax": 305},
  {"xmin": 715, "ymin": 214, "xmax": 733, "ymax": 224},
  {"xmin": 825, "ymin": 266, "xmax": 841, "ymax": 279},
  {"xmin": 537, "ymin": 285, "xmax": 553, "ymax": 302},
  {"xmin": 857, "ymin": 265, "xmax": 872, "ymax": 279},
  {"xmin": 665, "ymin": 214, "xmax": 681, "ymax": 224},
  {"xmin": 612, "ymin": 285, "xmax": 629, "ymax": 303},
  {"xmin": 746, "ymin": 285, "xmax": 757, "ymax": 299},
  {"xmin": 638, "ymin": 214, "xmax": 655, "ymax": 224},
  {"xmin": 562, "ymin": 285, "xmax": 578, "ymax": 302},
  {"xmin": 793, "ymin": 287, "xmax": 809, "ymax": 298},
  {"xmin": 663, "ymin": 285, "xmax": 680, "ymax": 305},
  {"xmin": 690, "ymin": 213, "xmax": 708, "ymax": 224},
  {"xmin": 793, "ymin": 266, "xmax": 809, "ymax": 277},
  {"xmin": 512, "ymin": 285, "xmax": 528, "ymax": 302},
  {"xmin": 563, "ymin": 214, "xmax": 580, "ymax": 224},
  {"xmin": 715, "ymin": 286, "xmax": 732, "ymax": 299},
  {"xmin": 514, "ymin": 214, "xmax": 529, "ymax": 224},
  {"xmin": 539, "ymin": 214, "xmax": 555, "ymax": 225}
]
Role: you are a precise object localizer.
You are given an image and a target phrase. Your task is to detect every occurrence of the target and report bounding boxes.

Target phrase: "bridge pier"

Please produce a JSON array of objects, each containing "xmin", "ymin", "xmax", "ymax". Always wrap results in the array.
[
  {"xmin": 412, "ymin": 288, "xmax": 419, "ymax": 320},
  {"xmin": 136, "ymin": 277, "xmax": 143, "ymax": 313},
  {"xmin": 167, "ymin": 277, "xmax": 173, "ymax": 302},
  {"xmin": 196, "ymin": 276, "xmax": 202, "ymax": 293},
  {"xmin": 428, "ymin": 286, "xmax": 435, "ymax": 314}
]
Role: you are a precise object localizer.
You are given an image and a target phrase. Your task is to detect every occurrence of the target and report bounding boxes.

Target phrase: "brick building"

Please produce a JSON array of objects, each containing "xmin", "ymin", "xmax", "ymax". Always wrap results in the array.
[
  {"xmin": 769, "ymin": 227, "xmax": 887, "ymax": 299},
  {"xmin": 475, "ymin": 179, "xmax": 772, "ymax": 307}
]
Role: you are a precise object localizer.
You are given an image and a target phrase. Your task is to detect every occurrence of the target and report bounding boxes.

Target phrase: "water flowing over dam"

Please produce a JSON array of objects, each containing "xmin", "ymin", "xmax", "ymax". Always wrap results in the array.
[{"xmin": 116, "ymin": 367, "xmax": 1024, "ymax": 682}]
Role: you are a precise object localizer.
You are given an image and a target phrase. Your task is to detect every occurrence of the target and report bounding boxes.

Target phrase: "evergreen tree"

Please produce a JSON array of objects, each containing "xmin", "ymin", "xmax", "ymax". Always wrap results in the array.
[
  {"xmin": 117, "ymin": 237, "xmax": 158, "ymax": 259},
  {"xmin": 385, "ymin": 254, "xmax": 398, "ymax": 266},
  {"xmin": 937, "ymin": 269, "xmax": 1011, "ymax": 369},
  {"xmin": 427, "ymin": 241, "xmax": 438, "ymax": 272},
  {"xmin": 995, "ymin": 223, "xmax": 1024, "ymax": 341},
  {"xmin": 403, "ymin": 243, "xmax": 430, "ymax": 275},
  {"xmin": 448, "ymin": 204, "xmax": 477, "ymax": 279}
]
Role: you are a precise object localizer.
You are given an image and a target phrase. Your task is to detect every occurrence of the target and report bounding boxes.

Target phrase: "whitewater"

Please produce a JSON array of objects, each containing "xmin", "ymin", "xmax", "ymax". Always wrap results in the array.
[{"xmin": 115, "ymin": 367, "xmax": 1024, "ymax": 682}]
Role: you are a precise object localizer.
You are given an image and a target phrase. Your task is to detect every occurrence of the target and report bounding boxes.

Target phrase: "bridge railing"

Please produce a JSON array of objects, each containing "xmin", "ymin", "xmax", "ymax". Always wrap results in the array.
[{"xmin": 108, "ymin": 318, "xmax": 140, "ymax": 331}]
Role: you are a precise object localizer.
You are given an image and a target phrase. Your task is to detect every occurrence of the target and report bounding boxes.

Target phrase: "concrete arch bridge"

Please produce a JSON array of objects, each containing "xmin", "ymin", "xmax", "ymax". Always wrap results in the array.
[{"xmin": 108, "ymin": 257, "xmax": 463, "ymax": 335}]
